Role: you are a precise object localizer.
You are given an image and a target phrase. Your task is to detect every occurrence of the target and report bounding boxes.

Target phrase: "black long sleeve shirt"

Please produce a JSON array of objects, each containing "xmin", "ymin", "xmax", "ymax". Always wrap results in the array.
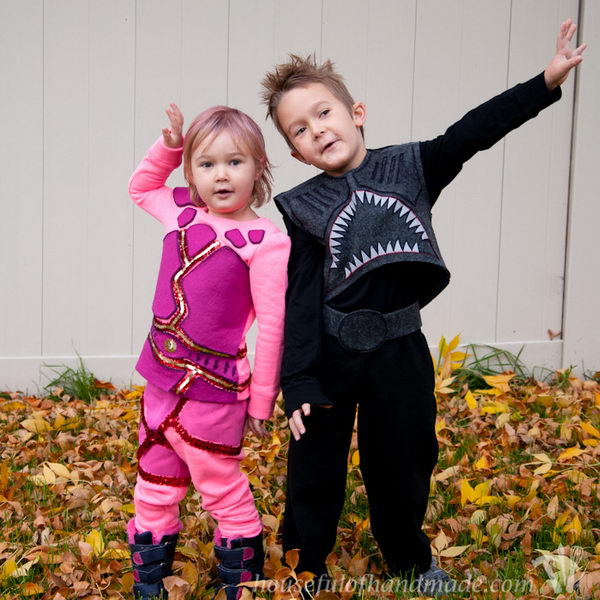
[{"xmin": 279, "ymin": 72, "xmax": 561, "ymax": 415}]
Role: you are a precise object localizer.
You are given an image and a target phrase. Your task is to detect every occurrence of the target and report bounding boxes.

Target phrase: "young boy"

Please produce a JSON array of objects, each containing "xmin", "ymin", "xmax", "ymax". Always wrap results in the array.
[{"xmin": 261, "ymin": 19, "xmax": 585, "ymax": 596}]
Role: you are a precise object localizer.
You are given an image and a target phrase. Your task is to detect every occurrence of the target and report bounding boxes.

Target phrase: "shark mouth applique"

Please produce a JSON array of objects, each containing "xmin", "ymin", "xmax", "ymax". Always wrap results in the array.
[{"xmin": 328, "ymin": 189, "xmax": 431, "ymax": 278}]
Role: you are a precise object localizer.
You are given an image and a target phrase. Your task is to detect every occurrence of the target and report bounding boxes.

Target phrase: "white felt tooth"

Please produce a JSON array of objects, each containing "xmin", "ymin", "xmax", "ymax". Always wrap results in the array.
[
  {"xmin": 356, "ymin": 190, "xmax": 365, "ymax": 202},
  {"xmin": 332, "ymin": 222, "xmax": 345, "ymax": 232},
  {"xmin": 394, "ymin": 240, "xmax": 402, "ymax": 252},
  {"xmin": 415, "ymin": 224, "xmax": 425, "ymax": 234},
  {"xmin": 331, "ymin": 239, "xmax": 341, "ymax": 247},
  {"xmin": 361, "ymin": 250, "xmax": 370, "ymax": 263},
  {"xmin": 344, "ymin": 267, "xmax": 351, "ymax": 278},
  {"xmin": 421, "ymin": 232, "xmax": 429, "ymax": 240},
  {"xmin": 346, "ymin": 204, "xmax": 356, "ymax": 217},
  {"xmin": 330, "ymin": 231, "xmax": 344, "ymax": 239},
  {"xmin": 386, "ymin": 241, "xmax": 394, "ymax": 253},
  {"xmin": 412, "ymin": 243, "xmax": 419, "ymax": 252},
  {"xmin": 366, "ymin": 192, "xmax": 373, "ymax": 203},
  {"xmin": 403, "ymin": 242, "xmax": 411, "ymax": 252},
  {"xmin": 408, "ymin": 214, "xmax": 420, "ymax": 229},
  {"xmin": 370, "ymin": 246, "xmax": 378, "ymax": 259},
  {"xmin": 331, "ymin": 259, "xmax": 338, "ymax": 268},
  {"xmin": 374, "ymin": 194, "xmax": 382, "ymax": 206},
  {"xmin": 377, "ymin": 243, "xmax": 385, "ymax": 255},
  {"xmin": 399, "ymin": 205, "xmax": 409, "ymax": 217},
  {"xmin": 387, "ymin": 197, "xmax": 396, "ymax": 210},
  {"xmin": 352, "ymin": 254, "xmax": 363, "ymax": 268}
]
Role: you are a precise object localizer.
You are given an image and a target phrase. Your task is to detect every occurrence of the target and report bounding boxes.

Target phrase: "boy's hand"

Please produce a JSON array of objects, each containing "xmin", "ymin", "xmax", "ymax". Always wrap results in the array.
[
  {"xmin": 245, "ymin": 416, "xmax": 269, "ymax": 439},
  {"xmin": 289, "ymin": 402, "xmax": 333, "ymax": 441},
  {"xmin": 544, "ymin": 18, "xmax": 587, "ymax": 91},
  {"xmin": 162, "ymin": 103, "xmax": 184, "ymax": 148},
  {"xmin": 289, "ymin": 403, "xmax": 311, "ymax": 441}
]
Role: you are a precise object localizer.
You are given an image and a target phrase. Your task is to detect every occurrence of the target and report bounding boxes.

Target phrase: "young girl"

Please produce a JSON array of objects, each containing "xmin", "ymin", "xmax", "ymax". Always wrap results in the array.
[{"xmin": 127, "ymin": 104, "xmax": 290, "ymax": 600}]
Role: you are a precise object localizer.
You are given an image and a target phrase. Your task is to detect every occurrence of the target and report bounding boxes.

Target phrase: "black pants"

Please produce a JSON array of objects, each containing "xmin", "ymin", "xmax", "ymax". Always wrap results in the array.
[{"xmin": 282, "ymin": 329, "xmax": 439, "ymax": 578}]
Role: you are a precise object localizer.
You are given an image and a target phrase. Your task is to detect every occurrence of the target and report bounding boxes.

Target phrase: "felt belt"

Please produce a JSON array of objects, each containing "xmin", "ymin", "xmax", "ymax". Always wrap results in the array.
[{"xmin": 322, "ymin": 301, "xmax": 422, "ymax": 352}]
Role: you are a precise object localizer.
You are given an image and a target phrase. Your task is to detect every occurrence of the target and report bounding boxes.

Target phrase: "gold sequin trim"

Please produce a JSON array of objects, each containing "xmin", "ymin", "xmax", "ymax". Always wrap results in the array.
[
  {"xmin": 148, "ymin": 334, "xmax": 250, "ymax": 394},
  {"xmin": 153, "ymin": 229, "xmax": 246, "ymax": 359}
]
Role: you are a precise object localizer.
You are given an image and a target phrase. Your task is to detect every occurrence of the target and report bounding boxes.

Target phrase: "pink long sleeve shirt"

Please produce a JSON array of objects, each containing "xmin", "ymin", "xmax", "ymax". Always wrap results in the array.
[{"xmin": 129, "ymin": 138, "xmax": 291, "ymax": 420}]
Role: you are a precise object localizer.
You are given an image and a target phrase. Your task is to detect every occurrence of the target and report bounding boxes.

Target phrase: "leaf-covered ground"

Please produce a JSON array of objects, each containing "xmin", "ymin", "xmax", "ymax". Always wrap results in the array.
[{"xmin": 1, "ymin": 338, "xmax": 599, "ymax": 599}]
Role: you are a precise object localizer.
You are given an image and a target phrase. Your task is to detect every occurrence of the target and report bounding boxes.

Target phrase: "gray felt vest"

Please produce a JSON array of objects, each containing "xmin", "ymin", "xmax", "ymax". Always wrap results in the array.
[{"xmin": 275, "ymin": 143, "xmax": 451, "ymax": 311}]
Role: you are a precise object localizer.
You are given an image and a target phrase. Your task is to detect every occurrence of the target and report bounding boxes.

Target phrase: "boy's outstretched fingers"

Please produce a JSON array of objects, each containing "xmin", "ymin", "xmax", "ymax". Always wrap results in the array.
[{"xmin": 544, "ymin": 18, "xmax": 587, "ymax": 90}]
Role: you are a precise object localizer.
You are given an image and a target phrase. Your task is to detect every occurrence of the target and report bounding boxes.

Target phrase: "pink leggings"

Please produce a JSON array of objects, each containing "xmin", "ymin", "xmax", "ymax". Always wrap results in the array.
[{"xmin": 132, "ymin": 383, "xmax": 262, "ymax": 543}]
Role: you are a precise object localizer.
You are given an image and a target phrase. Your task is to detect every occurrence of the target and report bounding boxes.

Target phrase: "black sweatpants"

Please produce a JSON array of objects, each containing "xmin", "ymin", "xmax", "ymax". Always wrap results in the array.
[{"xmin": 282, "ymin": 329, "xmax": 439, "ymax": 578}]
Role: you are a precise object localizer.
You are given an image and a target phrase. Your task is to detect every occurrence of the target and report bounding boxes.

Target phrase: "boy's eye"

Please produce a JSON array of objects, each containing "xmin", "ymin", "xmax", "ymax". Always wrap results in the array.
[{"xmin": 295, "ymin": 127, "xmax": 306, "ymax": 137}]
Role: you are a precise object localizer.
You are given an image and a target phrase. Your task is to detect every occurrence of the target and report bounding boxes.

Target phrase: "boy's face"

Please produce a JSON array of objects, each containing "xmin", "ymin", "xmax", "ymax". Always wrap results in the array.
[{"xmin": 276, "ymin": 83, "xmax": 367, "ymax": 177}]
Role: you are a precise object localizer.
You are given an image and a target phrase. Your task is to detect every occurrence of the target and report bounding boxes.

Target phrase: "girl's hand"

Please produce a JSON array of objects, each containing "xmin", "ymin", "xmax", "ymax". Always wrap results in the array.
[
  {"xmin": 245, "ymin": 416, "xmax": 269, "ymax": 439},
  {"xmin": 544, "ymin": 19, "xmax": 586, "ymax": 91},
  {"xmin": 162, "ymin": 103, "xmax": 184, "ymax": 148}
]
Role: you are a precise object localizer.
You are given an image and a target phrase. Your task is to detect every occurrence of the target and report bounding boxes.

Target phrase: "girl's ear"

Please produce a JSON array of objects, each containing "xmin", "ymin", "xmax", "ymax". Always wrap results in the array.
[{"xmin": 352, "ymin": 101, "xmax": 367, "ymax": 127}]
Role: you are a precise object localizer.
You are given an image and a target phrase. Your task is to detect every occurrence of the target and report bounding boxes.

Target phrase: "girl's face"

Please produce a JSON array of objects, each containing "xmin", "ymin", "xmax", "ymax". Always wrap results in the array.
[{"xmin": 190, "ymin": 131, "xmax": 260, "ymax": 220}]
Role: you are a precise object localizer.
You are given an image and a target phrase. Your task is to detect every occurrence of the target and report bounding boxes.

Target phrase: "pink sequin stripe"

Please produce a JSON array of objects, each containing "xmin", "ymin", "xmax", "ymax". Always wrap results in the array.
[{"xmin": 138, "ymin": 393, "xmax": 243, "ymax": 483}]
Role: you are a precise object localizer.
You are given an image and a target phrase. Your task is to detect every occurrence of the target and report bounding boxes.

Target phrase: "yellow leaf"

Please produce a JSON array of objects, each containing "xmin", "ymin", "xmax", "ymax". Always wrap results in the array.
[
  {"xmin": 563, "ymin": 515, "xmax": 582, "ymax": 535},
  {"xmin": 247, "ymin": 475, "xmax": 261, "ymax": 487},
  {"xmin": 46, "ymin": 462, "xmax": 71, "ymax": 479},
  {"xmin": 483, "ymin": 374, "xmax": 515, "ymax": 392},
  {"xmin": 557, "ymin": 446, "xmax": 585, "ymax": 461},
  {"xmin": 86, "ymin": 529, "xmax": 105, "ymax": 556},
  {"xmin": 120, "ymin": 503, "xmax": 135, "ymax": 514},
  {"xmin": 475, "ymin": 388, "xmax": 504, "ymax": 396},
  {"xmin": 580, "ymin": 421, "xmax": 600, "ymax": 439},
  {"xmin": 20, "ymin": 418, "xmax": 51, "ymax": 433},
  {"xmin": 178, "ymin": 546, "xmax": 200, "ymax": 559},
  {"xmin": 583, "ymin": 438, "xmax": 598, "ymax": 447},
  {"xmin": 1, "ymin": 558, "xmax": 17, "ymax": 579},
  {"xmin": 465, "ymin": 390, "xmax": 477, "ymax": 410},
  {"xmin": 504, "ymin": 494, "xmax": 521, "ymax": 507},
  {"xmin": 474, "ymin": 455, "xmax": 489, "ymax": 470},
  {"xmin": 440, "ymin": 545, "xmax": 470, "ymax": 558},
  {"xmin": 42, "ymin": 464, "xmax": 56, "ymax": 485},
  {"xmin": 448, "ymin": 334, "xmax": 460, "ymax": 352},
  {"xmin": 351, "ymin": 451, "xmax": 360, "ymax": 466},
  {"xmin": 460, "ymin": 479, "xmax": 476, "ymax": 506}
]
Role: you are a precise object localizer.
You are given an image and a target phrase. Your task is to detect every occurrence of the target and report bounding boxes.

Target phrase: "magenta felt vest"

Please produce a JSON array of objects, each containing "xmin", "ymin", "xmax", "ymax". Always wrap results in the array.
[{"xmin": 136, "ymin": 198, "xmax": 253, "ymax": 403}]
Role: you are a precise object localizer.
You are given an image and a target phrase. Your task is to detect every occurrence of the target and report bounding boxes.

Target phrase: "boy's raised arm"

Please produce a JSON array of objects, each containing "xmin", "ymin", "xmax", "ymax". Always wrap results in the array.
[{"xmin": 420, "ymin": 18, "xmax": 586, "ymax": 205}]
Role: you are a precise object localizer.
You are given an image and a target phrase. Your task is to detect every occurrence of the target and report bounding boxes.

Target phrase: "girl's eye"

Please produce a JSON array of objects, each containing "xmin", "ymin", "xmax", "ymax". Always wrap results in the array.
[
  {"xmin": 200, "ymin": 162, "xmax": 212, "ymax": 168},
  {"xmin": 230, "ymin": 159, "xmax": 241, "ymax": 166},
  {"xmin": 320, "ymin": 109, "xmax": 330, "ymax": 117}
]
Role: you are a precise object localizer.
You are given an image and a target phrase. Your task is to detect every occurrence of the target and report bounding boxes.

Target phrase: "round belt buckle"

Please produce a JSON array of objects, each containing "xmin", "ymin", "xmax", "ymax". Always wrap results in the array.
[{"xmin": 338, "ymin": 309, "xmax": 388, "ymax": 352}]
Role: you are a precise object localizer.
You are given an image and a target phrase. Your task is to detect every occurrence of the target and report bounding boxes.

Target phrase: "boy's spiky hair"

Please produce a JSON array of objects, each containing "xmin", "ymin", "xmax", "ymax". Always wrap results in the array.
[{"xmin": 260, "ymin": 53, "xmax": 362, "ymax": 149}]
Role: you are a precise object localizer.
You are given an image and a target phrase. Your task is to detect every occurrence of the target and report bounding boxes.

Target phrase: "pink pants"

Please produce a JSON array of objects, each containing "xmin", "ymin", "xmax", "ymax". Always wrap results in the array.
[{"xmin": 132, "ymin": 382, "xmax": 262, "ymax": 543}]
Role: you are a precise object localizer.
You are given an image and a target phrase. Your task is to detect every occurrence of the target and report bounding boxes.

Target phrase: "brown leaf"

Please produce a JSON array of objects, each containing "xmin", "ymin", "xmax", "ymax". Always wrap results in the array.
[{"xmin": 285, "ymin": 549, "xmax": 299, "ymax": 570}]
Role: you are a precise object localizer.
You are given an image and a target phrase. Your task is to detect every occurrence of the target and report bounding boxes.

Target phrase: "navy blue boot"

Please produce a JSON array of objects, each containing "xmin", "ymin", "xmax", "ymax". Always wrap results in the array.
[
  {"xmin": 213, "ymin": 529, "xmax": 265, "ymax": 599},
  {"xmin": 129, "ymin": 530, "xmax": 179, "ymax": 600}
]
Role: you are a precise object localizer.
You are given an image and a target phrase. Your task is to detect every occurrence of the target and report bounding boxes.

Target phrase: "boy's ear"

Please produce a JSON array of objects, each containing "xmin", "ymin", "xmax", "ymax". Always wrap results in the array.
[
  {"xmin": 291, "ymin": 150, "xmax": 310, "ymax": 165},
  {"xmin": 352, "ymin": 101, "xmax": 367, "ymax": 127}
]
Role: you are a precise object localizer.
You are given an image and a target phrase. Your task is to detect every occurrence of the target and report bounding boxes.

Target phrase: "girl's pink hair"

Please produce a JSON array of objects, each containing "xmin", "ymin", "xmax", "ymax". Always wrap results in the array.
[{"xmin": 183, "ymin": 106, "xmax": 273, "ymax": 208}]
